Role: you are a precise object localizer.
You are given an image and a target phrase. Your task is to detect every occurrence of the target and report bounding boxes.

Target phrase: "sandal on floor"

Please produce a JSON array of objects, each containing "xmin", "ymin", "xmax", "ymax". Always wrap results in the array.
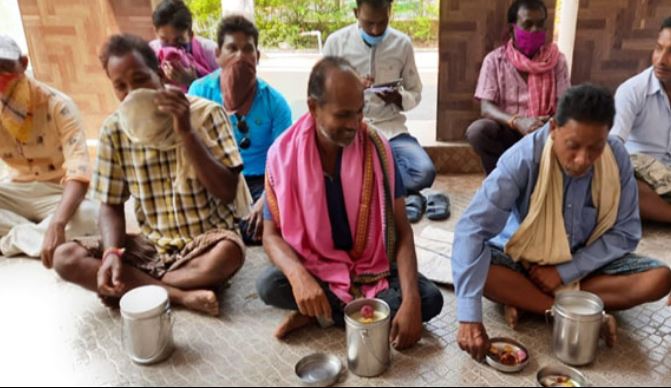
[
  {"xmin": 421, "ymin": 189, "xmax": 451, "ymax": 221},
  {"xmin": 405, "ymin": 193, "xmax": 426, "ymax": 224}
]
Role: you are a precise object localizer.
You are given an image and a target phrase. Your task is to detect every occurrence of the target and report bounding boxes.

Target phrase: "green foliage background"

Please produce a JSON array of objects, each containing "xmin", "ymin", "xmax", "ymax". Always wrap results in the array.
[{"xmin": 185, "ymin": 0, "xmax": 438, "ymax": 49}]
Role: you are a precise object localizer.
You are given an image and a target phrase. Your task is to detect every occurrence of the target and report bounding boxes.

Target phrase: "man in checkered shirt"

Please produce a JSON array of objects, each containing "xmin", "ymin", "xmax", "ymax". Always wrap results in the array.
[{"xmin": 52, "ymin": 34, "xmax": 246, "ymax": 316}]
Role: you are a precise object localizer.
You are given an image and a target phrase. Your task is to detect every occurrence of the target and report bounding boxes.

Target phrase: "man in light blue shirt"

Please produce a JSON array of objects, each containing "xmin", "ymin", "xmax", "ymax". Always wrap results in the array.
[
  {"xmin": 189, "ymin": 15, "xmax": 292, "ymax": 244},
  {"xmin": 611, "ymin": 17, "xmax": 671, "ymax": 224},
  {"xmin": 452, "ymin": 85, "xmax": 671, "ymax": 361}
]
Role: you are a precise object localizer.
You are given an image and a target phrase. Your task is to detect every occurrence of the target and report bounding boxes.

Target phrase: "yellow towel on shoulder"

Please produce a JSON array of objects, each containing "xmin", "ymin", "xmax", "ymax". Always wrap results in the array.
[
  {"xmin": 504, "ymin": 136, "xmax": 621, "ymax": 266},
  {"xmin": 0, "ymin": 76, "xmax": 33, "ymax": 143}
]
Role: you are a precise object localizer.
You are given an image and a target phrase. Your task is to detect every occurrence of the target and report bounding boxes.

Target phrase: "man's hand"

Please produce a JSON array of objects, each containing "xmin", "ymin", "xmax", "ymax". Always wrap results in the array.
[
  {"xmin": 162, "ymin": 61, "xmax": 196, "ymax": 87},
  {"xmin": 289, "ymin": 270, "xmax": 332, "ymax": 320},
  {"xmin": 529, "ymin": 265, "xmax": 563, "ymax": 294},
  {"xmin": 512, "ymin": 116, "xmax": 547, "ymax": 135},
  {"xmin": 155, "ymin": 85, "xmax": 192, "ymax": 134},
  {"xmin": 457, "ymin": 322, "xmax": 490, "ymax": 361},
  {"xmin": 376, "ymin": 89, "xmax": 403, "ymax": 110},
  {"xmin": 242, "ymin": 198, "xmax": 265, "ymax": 241},
  {"xmin": 41, "ymin": 221, "xmax": 66, "ymax": 269},
  {"xmin": 390, "ymin": 298, "xmax": 423, "ymax": 350},
  {"xmin": 361, "ymin": 74, "xmax": 375, "ymax": 88},
  {"xmin": 97, "ymin": 253, "xmax": 125, "ymax": 297}
]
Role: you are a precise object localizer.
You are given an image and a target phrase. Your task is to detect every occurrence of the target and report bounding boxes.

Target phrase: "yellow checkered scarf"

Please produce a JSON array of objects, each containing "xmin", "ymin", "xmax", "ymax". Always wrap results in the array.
[{"xmin": 0, "ymin": 76, "xmax": 32, "ymax": 142}]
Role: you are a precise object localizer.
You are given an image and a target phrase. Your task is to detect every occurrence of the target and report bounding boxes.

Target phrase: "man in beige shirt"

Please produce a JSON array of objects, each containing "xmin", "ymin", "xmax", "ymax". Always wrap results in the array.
[{"xmin": 0, "ymin": 35, "xmax": 96, "ymax": 264}]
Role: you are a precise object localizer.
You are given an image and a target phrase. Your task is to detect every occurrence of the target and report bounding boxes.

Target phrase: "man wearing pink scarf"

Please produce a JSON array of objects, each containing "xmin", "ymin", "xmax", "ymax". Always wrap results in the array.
[
  {"xmin": 466, "ymin": 0, "xmax": 570, "ymax": 174},
  {"xmin": 256, "ymin": 57, "xmax": 443, "ymax": 347},
  {"xmin": 149, "ymin": 0, "xmax": 219, "ymax": 91}
]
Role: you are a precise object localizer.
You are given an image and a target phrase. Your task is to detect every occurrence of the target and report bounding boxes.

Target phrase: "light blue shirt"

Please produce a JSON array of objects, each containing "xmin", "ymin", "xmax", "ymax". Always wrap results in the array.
[
  {"xmin": 451, "ymin": 125, "xmax": 641, "ymax": 322},
  {"xmin": 188, "ymin": 71, "xmax": 293, "ymax": 176},
  {"xmin": 610, "ymin": 67, "xmax": 671, "ymax": 166}
]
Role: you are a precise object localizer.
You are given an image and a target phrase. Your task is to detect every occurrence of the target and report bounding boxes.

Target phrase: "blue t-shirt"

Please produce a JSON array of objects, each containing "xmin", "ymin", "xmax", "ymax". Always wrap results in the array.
[
  {"xmin": 188, "ymin": 71, "xmax": 293, "ymax": 176},
  {"xmin": 263, "ymin": 151, "xmax": 406, "ymax": 251}
]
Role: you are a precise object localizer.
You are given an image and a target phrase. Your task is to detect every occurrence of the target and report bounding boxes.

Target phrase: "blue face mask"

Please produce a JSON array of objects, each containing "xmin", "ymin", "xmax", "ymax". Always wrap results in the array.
[{"xmin": 359, "ymin": 28, "xmax": 387, "ymax": 47}]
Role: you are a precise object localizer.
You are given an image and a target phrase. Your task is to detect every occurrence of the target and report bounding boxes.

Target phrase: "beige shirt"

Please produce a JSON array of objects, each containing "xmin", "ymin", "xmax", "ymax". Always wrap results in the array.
[
  {"xmin": 0, "ymin": 78, "xmax": 91, "ymax": 184},
  {"xmin": 323, "ymin": 24, "xmax": 422, "ymax": 139}
]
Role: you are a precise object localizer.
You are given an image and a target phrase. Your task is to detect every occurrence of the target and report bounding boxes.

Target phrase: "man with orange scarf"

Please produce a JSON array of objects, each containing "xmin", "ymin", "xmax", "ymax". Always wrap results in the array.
[
  {"xmin": 256, "ymin": 57, "xmax": 443, "ymax": 347},
  {"xmin": 0, "ymin": 35, "xmax": 96, "ymax": 265},
  {"xmin": 466, "ymin": 0, "xmax": 570, "ymax": 175}
]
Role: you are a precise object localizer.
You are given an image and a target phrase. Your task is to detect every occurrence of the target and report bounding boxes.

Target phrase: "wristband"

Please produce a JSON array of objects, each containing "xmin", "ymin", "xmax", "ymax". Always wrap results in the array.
[{"xmin": 102, "ymin": 247, "xmax": 125, "ymax": 262}]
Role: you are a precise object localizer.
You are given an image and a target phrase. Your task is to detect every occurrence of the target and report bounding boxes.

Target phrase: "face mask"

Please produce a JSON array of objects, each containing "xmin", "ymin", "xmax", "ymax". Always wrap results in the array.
[
  {"xmin": 0, "ymin": 73, "xmax": 20, "ymax": 95},
  {"xmin": 117, "ymin": 88, "xmax": 174, "ymax": 147},
  {"xmin": 220, "ymin": 55, "xmax": 257, "ymax": 115},
  {"xmin": 513, "ymin": 25, "xmax": 546, "ymax": 58},
  {"xmin": 359, "ymin": 28, "xmax": 387, "ymax": 47}
]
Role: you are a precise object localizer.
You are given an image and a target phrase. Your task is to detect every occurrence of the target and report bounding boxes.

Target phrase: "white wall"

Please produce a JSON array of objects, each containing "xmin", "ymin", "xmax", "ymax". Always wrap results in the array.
[{"xmin": 0, "ymin": 0, "xmax": 29, "ymax": 54}]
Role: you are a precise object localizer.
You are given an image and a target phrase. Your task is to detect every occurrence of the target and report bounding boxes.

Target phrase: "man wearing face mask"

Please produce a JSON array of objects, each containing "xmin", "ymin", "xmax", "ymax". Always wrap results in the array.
[
  {"xmin": 466, "ymin": 0, "xmax": 570, "ymax": 175},
  {"xmin": 256, "ymin": 57, "xmax": 443, "ymax": 345},
  {"xmin": 149, "ymin": 0, "xmax": 219, "ymax": 91},
  {"xmin": 52, "ymin": 34, "xmax": 246, "ymax": 316},
  {"xmin": 189, "ymin": 15, "xmax": 292, "ymax": 245},
  {"xmin": 0, "ymin": 35, "xmax": 97, "ymax": 266},
  {"xmin": 611, "ymin": 17, "xmax": 671, "ymax": 228},
  {"xmin": 323, "ymin": 0, "xmax": 447, "ymax": 224},
  {"xmin": 452, "ymin": 84, "xmax": 671, "ymax": 361}
]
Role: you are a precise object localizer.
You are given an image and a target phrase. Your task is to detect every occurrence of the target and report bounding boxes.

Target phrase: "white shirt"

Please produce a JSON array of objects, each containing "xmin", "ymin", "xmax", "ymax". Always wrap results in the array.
[
  {"xmin": 610, "ymin": 67, "xmax": 671, "ymax": 166},
  {"xmin": 323, "ymin": 24, "xmax": 422, "ymax": 139}
]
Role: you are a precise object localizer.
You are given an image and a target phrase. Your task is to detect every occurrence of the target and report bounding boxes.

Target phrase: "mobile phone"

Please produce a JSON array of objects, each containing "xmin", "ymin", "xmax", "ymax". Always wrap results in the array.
[{"xmin": 371, "ymin": 79, "xmax": 402, "ymax": 89}]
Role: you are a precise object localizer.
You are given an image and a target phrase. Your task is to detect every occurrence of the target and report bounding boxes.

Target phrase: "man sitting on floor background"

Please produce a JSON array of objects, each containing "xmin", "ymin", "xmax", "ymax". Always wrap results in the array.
[
  {"xmin": 610, "ymin": 17, "xmax": 671, "ymax": 225},
  {"xmin": 466, "ymin": 0, "xmax": 570, "ymax": 175},
  {"xmin": 322, "ymin": 0, "xmax": 449, "ymax": 223},
  {"xmin": 189, "ymin": 15, "xmax": 292, "ymax": 245}
]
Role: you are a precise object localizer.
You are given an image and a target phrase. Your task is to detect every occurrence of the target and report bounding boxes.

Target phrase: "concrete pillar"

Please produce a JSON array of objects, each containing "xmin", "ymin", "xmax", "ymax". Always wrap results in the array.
[{"xmin": 554, "ymin": 0, "xmax": 579, "ymax": 76}]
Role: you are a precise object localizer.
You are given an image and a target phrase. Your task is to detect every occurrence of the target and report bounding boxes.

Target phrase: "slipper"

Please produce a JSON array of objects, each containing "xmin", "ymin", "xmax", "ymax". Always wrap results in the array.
[
  {"xmin": 405, "ymin": 193, "xmax": 426, "ymax": 224},
  {"xmin": 421, "ymin": 189, "xmax": 451, "ymax": 221}
]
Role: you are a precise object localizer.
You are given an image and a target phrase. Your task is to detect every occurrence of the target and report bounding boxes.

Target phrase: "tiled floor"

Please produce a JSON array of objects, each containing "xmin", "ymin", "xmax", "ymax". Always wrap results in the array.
[{"xmin": 1, "ymin": 175, "xmax": 670, "ymax": 386}]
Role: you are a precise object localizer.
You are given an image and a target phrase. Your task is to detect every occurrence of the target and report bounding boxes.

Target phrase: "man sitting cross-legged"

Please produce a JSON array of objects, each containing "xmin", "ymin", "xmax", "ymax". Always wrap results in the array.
[
  {"xmin": 256, "ymin": 57, "xmax": 443, "ymax": 349},
  {"xmin": 452, "ymin": 84, "xmax": 671, "ymax": 361},
  {"xmin": 52, "ymin": 34, "xmax": 246, "ymax": 316}
]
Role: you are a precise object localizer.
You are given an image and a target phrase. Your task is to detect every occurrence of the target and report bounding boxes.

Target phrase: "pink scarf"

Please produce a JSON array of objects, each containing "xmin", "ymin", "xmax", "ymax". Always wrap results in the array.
[
  {"xmin": 505, "ymin": 40, "xmax": 561, "ymax": 117},
  {"xmin": 265, "ymin": 113, "xmax": 396, "ymax": 303},
  {"xmin": 156, "ymin": 38, "xmax": 217, "ymax": 91},
  {"xmin": 189, "ymin": 37, "xmax": 216, "ymax": 77}
]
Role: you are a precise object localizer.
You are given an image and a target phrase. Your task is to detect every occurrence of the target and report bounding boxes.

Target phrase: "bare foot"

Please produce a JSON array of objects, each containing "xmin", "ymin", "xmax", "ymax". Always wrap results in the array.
[
  {"xmin": 274, "ymin": 311, "xmax": 316, "ymax": 339},
  {"xmin": 180, "ymin": 289, "xmax": 220, "ymax": 316},
  {"xmin": 504, "ymin": 305, "xmax": 520, "ymax": 330},
  {"xmin": 600, "ymin": 313, "xmax": 618, "ymax": 347}
]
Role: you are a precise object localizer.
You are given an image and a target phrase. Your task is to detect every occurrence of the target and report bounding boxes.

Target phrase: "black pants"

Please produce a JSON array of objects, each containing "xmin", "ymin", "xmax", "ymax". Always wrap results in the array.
[
  {"xmin": 255, "ymin": 265, "xmax": 444, "ymax": 326},
  {"xmin": 465, "ymin": 119, "xmax": 523, "ymax": 175}
]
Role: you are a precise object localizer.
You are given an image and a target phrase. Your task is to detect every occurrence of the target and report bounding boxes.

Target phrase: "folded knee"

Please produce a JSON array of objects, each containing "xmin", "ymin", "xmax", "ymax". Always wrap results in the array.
[
  {"xmin": 255, "ymin": 268, "xmax": 286, "ymax": 305},
  {"xmin": 649, "ymin": 267, "xmax": 671, "ymax": 298},
  {"xmin": 421, "ymin": 285, "xmax": 444, "ymax": 322},
  {"xmin": 466, "ymin": 119, "xmax": 499, "ymax": 145},
  {"xmin": 52, "ymin": 242, "xmax": 87, "ymax": 280}
]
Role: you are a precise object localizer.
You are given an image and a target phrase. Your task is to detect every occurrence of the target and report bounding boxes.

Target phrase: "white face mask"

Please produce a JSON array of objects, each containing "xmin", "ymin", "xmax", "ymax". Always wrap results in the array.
[{"xmin": 117, "ymin": 88, "xmax": 174, "ymax": 148}]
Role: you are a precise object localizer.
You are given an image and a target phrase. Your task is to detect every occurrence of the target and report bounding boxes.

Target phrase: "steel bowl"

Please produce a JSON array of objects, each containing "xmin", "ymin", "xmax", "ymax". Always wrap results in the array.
[
  {"xmin": 485, "ymin": 337, "xmax": 530, "ymax": 373},
  {"xmin": 537, "ymin": 365, "xmax": 588, "ymax": 387},
  {"xmin": 295, "ymin": 352, "xmax": 343, "ymax": 387}
]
